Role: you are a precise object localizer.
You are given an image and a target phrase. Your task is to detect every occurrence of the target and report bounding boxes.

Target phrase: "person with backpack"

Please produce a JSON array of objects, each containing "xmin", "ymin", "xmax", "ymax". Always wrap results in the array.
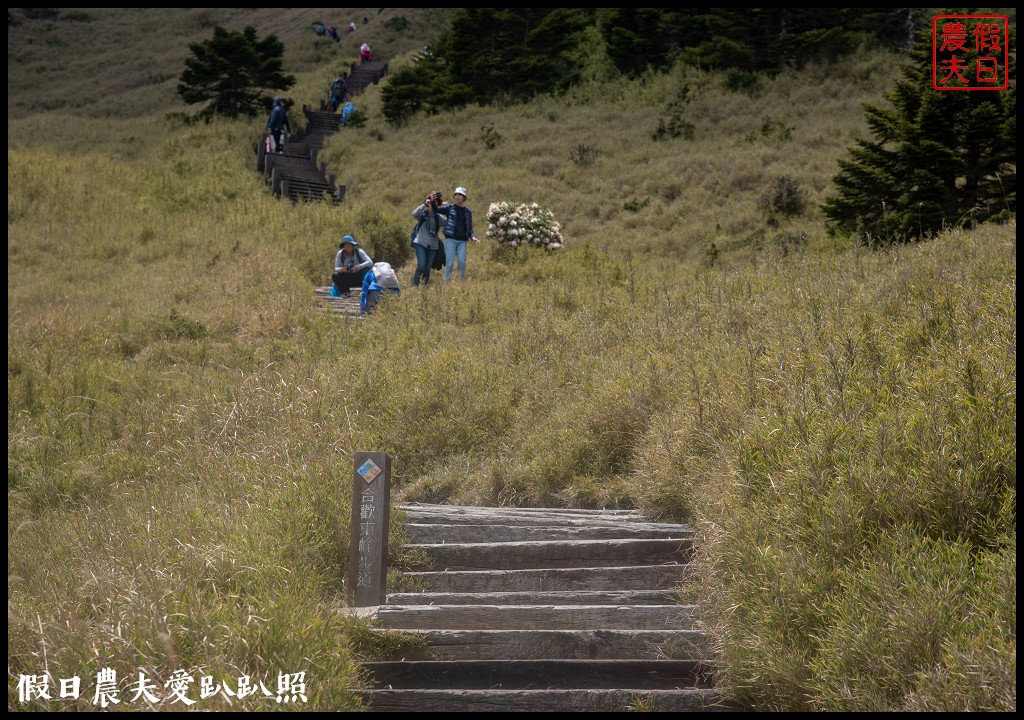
[
  {"xmin": 360, "ymin": 261, "xmax": 401, "ymax": 316},
  {"xmin": 331, "ymin": 235, "xmax": 373, "ymax": 297},
  {"xmin": 329, "ymin": 72, "xmax": 348, "ymax": 113},
  {"xmin": 360, "ymin": 42, "xmax": 372, "ymax": 63},
  {"xmin": 266, "ymin": 98, "xmax": 291, "ymax": 154},
  {"xmin": 410, "ymin": 191, "xmax": 446, "ymax": 287},
  {"xmin": 435, "ymin": 186, "xmax": 480, "ymax": 283}
]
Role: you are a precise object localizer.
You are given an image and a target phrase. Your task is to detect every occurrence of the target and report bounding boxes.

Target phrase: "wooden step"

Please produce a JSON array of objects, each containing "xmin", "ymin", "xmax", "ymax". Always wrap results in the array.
[
  {"xmin": 406, "ymin": 537, "xmax": 693, "ymax": 571},
  {"xmin": 359, "ymin": 659, "xmax": 712, "ymax": 690},
  {"xmin": 405, "ymin": 521, "xmax": 692, "ymax": 543},
  {"xmin": 386, "ymin": 589, "xmax": 678, "ymax": 606},
  {"xmin": 357, "ymin": 687, "xmax": 727, "ymax": 713},
  {"xmin": 401, "ymin": 564, "xmax": 687, "ymax": 593},
  {"xmin": 374, "ymin": 603, "xmax": 699, "ymax": 631},
  {"xmin": 400, "ymin": 503, "xmax": 642, "ymax": 522},
  {"xmin": 366, "ymin": 628, "xmax": 709, "ymax": 661}
]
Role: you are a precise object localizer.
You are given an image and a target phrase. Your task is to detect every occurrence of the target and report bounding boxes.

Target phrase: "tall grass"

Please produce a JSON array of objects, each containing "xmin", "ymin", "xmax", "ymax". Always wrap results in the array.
[{"xmin": 8, "ymin": 9, "xmax": 1015, "ymax": 712}]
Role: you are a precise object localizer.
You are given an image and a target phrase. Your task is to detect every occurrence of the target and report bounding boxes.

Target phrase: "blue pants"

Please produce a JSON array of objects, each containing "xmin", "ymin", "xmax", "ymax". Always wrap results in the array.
[
  {"xmin": 444, "ymin": 238, "xmax": 468, "ymax": 282},
  {"xmin": 412, "ymin": 244, "xmax": 437, "ymax": 286}
]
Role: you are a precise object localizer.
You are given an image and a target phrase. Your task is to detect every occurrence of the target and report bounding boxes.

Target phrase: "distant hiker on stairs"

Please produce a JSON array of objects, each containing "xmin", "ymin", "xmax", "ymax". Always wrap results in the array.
[
  {"xmin": 329, "ymin": 72, "xmax": 348, "ymax": 112},
  {"xmin": 266, "ymin": 98, "xmax": 292, "ymax": 154}
]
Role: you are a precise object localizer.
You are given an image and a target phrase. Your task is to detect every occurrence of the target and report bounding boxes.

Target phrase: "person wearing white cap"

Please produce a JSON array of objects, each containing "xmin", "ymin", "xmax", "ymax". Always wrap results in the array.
[{"xmin": 435, "ymin": 186, "xmax": 479, "ymax": 283}]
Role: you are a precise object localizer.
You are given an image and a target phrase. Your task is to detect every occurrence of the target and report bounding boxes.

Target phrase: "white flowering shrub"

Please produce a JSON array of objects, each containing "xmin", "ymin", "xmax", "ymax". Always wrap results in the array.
[{"xmin": 485, "ymin": 201, "xmax": 564, "ymax": 251}]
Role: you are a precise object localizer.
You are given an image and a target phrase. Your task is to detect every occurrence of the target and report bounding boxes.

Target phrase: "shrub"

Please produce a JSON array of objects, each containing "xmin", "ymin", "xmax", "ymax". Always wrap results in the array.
[
  {"xmin": 486, "ymin": 201, "xmax": 564, "ymax": 250},
  {"xmin": 569, "ymin": 143, "xmax": 601, "ymax": 166},
  {"xmin": 352, "ymin": 206, "xmax": 413, "ymax": 268},
  {"xmin": 758, "ymin": 176, "xmax": 806, "ymax": 222}
]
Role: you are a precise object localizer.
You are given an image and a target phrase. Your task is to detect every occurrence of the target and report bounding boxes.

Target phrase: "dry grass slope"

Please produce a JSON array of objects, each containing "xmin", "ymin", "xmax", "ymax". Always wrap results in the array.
[{"xmin": 8, "ymin": 8, "xmax": 1016, "ymax": 713}]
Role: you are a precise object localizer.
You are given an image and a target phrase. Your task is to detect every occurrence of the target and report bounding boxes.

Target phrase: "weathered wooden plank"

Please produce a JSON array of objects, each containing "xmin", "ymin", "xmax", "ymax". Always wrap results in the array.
[
  {"xmin": 399, "ymin": 504, "xmax": 647, "ymax": 525},
  {"xmin": 360, "ymin": 659, "xmax": 711, "ymax": 690},
  {"xmin": 357, "ymin": 688, "xmax": 729, "ymax": 712},
  {"xmin": 386, "ymin": 589, "xmax": 677, "ymax": 606},
  {"xmin": 375, "ymin": 604, "xmax": 699, "ymax": 631},
  {"xmin": 369, "ymin": 629, "xmax": 709, "ymax": 661},
  {"xmin": 407, "ymin": 537, "xmax": 693, "ymax": 570},
  {"xmin": 405, "ymin": 522, "xmax": 693, "ymax": 544},
  {"xmin": 401, "ymin": 564, "xmax": 688, "ymax": 593}
]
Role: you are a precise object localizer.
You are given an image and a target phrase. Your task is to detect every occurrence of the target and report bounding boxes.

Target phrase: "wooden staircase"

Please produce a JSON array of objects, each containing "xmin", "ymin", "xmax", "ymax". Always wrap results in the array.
[
  {"xmin": 259, "ymin": 138, "xmax": 343, "ymax": 203},
  {"xmin": 257, "ymin": 60, "xmax": 388, "ymax": 204},
  {"xmin": 356, "ymin": 504, "xmax": 728, "ymax": 712},
  {"xmin": 313, "ymin": 285, "xmax": 361, "ymax": 317}
]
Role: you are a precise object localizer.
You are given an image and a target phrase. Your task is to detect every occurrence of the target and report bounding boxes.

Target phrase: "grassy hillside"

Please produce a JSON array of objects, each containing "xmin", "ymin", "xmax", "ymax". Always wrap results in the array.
[{"xmin": 8, "ymin": 8, "xmax": 1015, "ymax": 712}]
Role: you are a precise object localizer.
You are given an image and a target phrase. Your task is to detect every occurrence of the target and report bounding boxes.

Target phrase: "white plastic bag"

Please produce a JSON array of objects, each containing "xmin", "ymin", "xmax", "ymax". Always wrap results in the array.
[{"xmin": 372, "ymin": 262, "xmax": 399, "ymax": 289}]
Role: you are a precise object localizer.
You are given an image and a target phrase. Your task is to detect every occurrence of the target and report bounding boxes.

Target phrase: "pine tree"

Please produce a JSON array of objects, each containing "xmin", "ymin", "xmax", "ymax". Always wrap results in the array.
[
  {"xmin": 177, "ymin": 26, "xmax": 295, "ymax": 119},
  {"xmin": 822, "ymin": 25, "xmax": 1016, "ymax": 246},
  {"xmin": 381, "ymin": 9, "xmax": 593, "ymax": 125}
]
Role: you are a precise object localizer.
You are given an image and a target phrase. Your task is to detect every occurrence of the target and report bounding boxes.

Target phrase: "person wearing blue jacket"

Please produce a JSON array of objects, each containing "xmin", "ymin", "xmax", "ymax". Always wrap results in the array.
[
  {"xmin": 341, "ymin": 102, "xmax": 358, "ymax": 126},
  {"xmin": 435, "ymin": 186, "xmax": 479, "ymax": 283},
  {"xmin": 266, "ymin": 98, "xmax": 291, "ymax": 154},
  {"xmin": 360, "ymin": 262, "xmax": 401, "ymax": 316}
]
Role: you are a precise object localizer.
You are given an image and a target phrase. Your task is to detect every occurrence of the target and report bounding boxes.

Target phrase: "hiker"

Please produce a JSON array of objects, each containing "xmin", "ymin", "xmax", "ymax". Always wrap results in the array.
[
  {"xmin": 341, "ymin": 102, "xmax": 358, "ymax": 127},
  {"xmin": 329, "ymin": 72, "xmax": 348, "ymax": 112},
  {"xmin": 360, "ymin": 42, "xmax": 372, "ymax": 63},
  {"xmin": 435, "ymin": 186, "xmax": 479, "ymax": 283},
  {"xmin": 361, "ymin": 261, "xmax": 401, "ymax": 316},
  {"xmin": 266, "ymin": 98, "xmax": 291, "ymax": 154},
  {"xmin": 327, "ymin": 26, "xmax": 341, "ymax": 42},
  {"xmin": 410, "ymin": 191, "xmax": 446, "ymax": 287},
  {"xmin": 348, "ymin": 21, "xmax": 356, "ymax": 33},
  {"xmin": 313, "ymin": 21, "xmax": 326, "ymax": 37},
  {"xmin": 331, "ymin": 235, "xmax": 373, "ymax": 297}
]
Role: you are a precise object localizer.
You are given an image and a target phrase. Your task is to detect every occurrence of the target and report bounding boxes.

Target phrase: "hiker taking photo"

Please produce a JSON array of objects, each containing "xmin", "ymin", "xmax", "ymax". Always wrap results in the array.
[{"xmin": 410, "ymin": 191, "xmax": 446, "ymax": 287}]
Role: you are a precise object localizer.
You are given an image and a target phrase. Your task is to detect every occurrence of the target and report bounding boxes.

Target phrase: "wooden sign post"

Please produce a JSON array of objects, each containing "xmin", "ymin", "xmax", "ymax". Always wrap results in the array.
[{"xmin": 347, "ymin": 452, "xmax": 391, "ymax": 606}]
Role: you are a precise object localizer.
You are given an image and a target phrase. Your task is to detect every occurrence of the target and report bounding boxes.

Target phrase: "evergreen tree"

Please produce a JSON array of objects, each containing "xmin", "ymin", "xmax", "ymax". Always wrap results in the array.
[
  {"xmin": 177, "ymin": 26, "xmax": 295, "ymax": 119},
  {"xmin": 822, "ymin": 26, "xmax": 1016, "ymax": 246},
  {"xmin": 381, "ymin": 8, "xmax": 593, "ymax": 125},
  {"xmin": 600, "ymin": 9, "xmax": 920, "ymax": 76}
]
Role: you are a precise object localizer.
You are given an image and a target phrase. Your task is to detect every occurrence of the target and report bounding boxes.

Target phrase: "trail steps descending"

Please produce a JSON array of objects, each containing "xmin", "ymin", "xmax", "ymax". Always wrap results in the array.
[
  {"xmin": 257, "ymin": 60, "xmax": 388, "ymax": 204},
  {"xmin": 356, "ymin": 503, "xmax": 728, "ymax": 712}
]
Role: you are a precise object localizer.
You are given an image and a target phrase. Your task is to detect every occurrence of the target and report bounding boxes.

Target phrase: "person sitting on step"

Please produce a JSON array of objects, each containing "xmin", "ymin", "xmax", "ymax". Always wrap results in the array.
[{"xmin": 331, "ymin": 235, "xmax": 373, "ymax": 297}]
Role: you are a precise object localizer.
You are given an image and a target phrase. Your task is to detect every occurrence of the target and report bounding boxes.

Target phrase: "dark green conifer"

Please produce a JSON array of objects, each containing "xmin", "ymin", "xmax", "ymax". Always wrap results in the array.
[
  {"xmin": 822, "ymin": 25, "xmax": 1016, "ymax": 245},
  {"xmin": 177, "ymin": 26, "xmax": 295, "ymax": 119}
]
